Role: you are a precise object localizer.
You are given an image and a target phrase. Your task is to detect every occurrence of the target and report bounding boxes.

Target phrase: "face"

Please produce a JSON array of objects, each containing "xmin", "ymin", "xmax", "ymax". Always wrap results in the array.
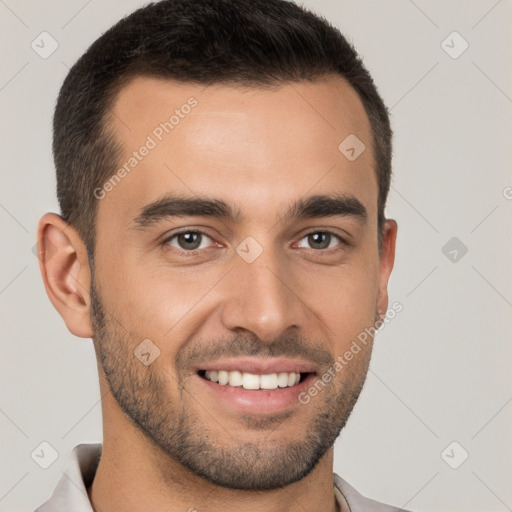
[{"xmin": 89, "ymin": 75, "xmax": 395, "ymax": 490}]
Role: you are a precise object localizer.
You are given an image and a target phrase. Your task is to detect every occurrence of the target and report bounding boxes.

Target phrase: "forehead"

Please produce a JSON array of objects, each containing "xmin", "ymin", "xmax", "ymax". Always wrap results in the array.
[{"xmin": 99, "ymin": 75, "xmax": 377, "ymax": 228}]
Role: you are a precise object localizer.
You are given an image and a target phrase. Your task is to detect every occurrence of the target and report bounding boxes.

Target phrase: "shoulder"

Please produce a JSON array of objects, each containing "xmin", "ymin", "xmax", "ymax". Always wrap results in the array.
[
  {"xmin": 334, "ymin": 473, "xmax": 413, "ymax": 512},
  {"xmin": 34, "ymin": 443, "xmax": 102, "ymax": 512}
]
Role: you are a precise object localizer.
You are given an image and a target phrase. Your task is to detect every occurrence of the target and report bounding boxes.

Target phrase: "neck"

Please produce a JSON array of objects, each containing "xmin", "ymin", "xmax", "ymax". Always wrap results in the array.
[
  {"xmin": 89, "ymin": 443, "xmax": 338, "ymax": 512},
  {"xmin": 89, "ymin": 390, "xmax": 338, "ymax": 512}
]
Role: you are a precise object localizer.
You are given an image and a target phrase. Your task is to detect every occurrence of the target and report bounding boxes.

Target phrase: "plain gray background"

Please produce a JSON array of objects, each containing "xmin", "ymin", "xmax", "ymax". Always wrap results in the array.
[{"xmin": 1, "ymin": 1, "xmax": 511, "ymax": 511}]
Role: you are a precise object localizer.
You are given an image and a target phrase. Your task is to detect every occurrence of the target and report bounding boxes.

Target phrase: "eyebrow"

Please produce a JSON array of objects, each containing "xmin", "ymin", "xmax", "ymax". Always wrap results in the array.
[{"xmin": 131, "ymin": 193, "xmax": 367, "ymax": 228}]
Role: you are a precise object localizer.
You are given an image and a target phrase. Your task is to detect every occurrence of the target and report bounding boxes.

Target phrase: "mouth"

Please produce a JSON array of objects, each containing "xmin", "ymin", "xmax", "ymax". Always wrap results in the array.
[
  {"xmin": 198, "ymin": 369, "xmax": 311, "ymax": 390},
  {"xmin": 193, "ymin": 358, "xmax": 318, "ymax": 414}
]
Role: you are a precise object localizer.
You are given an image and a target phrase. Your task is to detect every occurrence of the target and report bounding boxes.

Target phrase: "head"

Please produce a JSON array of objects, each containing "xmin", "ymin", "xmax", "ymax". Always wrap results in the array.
[{"xmin": 38, "ymin": 0, "xmax": 397, "ymax": 492}]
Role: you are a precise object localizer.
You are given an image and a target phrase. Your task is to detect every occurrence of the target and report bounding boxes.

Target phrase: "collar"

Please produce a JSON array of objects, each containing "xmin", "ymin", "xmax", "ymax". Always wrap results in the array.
[{"xmin": 36, "ymin": 443, "xmax": 355, "ymax": 512}]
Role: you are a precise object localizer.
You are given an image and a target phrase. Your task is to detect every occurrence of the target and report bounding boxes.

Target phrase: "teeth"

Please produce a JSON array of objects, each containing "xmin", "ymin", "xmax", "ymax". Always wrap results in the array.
[
  {"xmin": 203, "ymin": 370, "xmax": 302, "ymax": 389},
  {"xmin": 260, "ymin": 373, "xmax": 278, "ymax": 390},
  {"xmin": 218, "ymin": 370, "xmax": 229, "ymax": 385},
  {"xmin": 243, "ymin": 372, "xmax": 260, "ymax": 390},
  {"xmin": 228, "ymin": 370, "xmax": 243, "ymax": 387},
  {"xmin": 277, "ymin": 372, "xmax": 289, "ymax": 387}
]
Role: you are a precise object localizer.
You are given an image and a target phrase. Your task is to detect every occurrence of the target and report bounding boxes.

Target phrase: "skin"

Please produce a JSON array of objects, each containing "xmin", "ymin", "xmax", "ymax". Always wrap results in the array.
[{"xmin": 38, "ymin": 75, "xmax": 397, "ymax": 512}]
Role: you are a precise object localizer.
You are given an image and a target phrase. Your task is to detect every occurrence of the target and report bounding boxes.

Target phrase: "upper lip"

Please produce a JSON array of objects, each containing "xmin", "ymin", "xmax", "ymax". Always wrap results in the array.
[{"xmin": 196, "ymin": 357, "xmax": 318, "ymax": 375}]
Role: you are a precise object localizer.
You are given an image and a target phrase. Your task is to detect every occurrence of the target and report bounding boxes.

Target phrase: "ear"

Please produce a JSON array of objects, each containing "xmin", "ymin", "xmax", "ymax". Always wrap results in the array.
[
  {"xmin": 376, "ymin": 219, "xmax": 398, "ymax": 319},
  {"xmin": 36, "ymin": 213, "xmax": 93, "ymax": 338}
]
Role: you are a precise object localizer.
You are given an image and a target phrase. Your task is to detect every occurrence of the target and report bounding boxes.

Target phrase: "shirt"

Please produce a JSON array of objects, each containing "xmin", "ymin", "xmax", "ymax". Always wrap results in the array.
[{"xmin": 35, "ymin": 444, "xmax": 410, "ymax": 512}]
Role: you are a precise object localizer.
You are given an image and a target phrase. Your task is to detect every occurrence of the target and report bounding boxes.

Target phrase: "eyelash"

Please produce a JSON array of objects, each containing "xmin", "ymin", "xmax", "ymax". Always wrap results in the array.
[{"xmin": 162, "ymin": 229, "xmax": 347, "ymax": 255}]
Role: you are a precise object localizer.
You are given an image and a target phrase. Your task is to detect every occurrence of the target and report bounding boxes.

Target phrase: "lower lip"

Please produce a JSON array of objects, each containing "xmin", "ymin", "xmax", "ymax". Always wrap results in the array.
[{"xmin": 195, "ymin": 373, "xmax": 316, "ymax": 414}]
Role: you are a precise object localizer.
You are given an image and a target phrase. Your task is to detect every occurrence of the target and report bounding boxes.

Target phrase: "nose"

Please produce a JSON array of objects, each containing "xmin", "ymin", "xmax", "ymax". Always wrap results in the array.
[{"xmin": 219, "ymin": 242, "xmax": 306, "ymax": 343}]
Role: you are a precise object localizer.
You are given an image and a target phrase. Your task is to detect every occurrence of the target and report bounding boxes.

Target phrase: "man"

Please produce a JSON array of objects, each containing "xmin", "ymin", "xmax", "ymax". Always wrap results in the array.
[{"xmin": 35, "ymin": 0, "xmax": 404, "ymax": 510}]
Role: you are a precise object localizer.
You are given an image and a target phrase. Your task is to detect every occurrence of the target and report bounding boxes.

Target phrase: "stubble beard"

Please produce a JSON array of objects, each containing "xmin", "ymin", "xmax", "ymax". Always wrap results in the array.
[{"xmin": 89, "ymin": 279, "xmax": 372, "ymax": 490}]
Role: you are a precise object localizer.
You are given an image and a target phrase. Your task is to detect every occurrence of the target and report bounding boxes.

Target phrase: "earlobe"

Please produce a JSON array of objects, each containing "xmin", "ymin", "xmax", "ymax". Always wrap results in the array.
[
  {"xmin": 376, "ymin": 219, "xmax": 398, "ymax": 317},
  {"xmin": 37, "ymin": 213, "xmax": 93, "ymax": 338}
]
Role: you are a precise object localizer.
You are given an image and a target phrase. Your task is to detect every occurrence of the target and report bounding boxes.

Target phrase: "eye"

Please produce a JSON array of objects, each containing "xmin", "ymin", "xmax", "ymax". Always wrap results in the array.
[
  {"xmin": 164, "ymin": 231, "xmax": 214, "ymax": 252},
  {"xmin": 296, "ymin": 231, "xmax": 344, "ymax": 251}
]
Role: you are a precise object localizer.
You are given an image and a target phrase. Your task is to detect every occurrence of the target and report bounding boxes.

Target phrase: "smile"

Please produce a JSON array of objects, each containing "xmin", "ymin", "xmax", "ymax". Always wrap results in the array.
[{"xmin": 199, "ymin": 370, "xmax": 307, "ymax": 390}]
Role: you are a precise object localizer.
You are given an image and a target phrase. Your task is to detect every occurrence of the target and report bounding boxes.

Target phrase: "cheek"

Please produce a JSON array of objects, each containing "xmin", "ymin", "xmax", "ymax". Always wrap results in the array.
[
  {"xmin": 117, "ymin": 278, "xmax": 181, "ymax": 333},
  {"xmin": 309, "ymin": 262, "xmax": 379, "ymax": 346},
  {"xmin": 97, "ymin": 260, "xmax": 216, "ymax": 353}
]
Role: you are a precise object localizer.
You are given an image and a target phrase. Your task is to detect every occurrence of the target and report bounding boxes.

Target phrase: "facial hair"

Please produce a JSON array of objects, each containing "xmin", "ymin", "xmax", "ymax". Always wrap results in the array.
[{"xmin": 90, "ymin": 279, "xmax": 373, "ymax": 491}]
